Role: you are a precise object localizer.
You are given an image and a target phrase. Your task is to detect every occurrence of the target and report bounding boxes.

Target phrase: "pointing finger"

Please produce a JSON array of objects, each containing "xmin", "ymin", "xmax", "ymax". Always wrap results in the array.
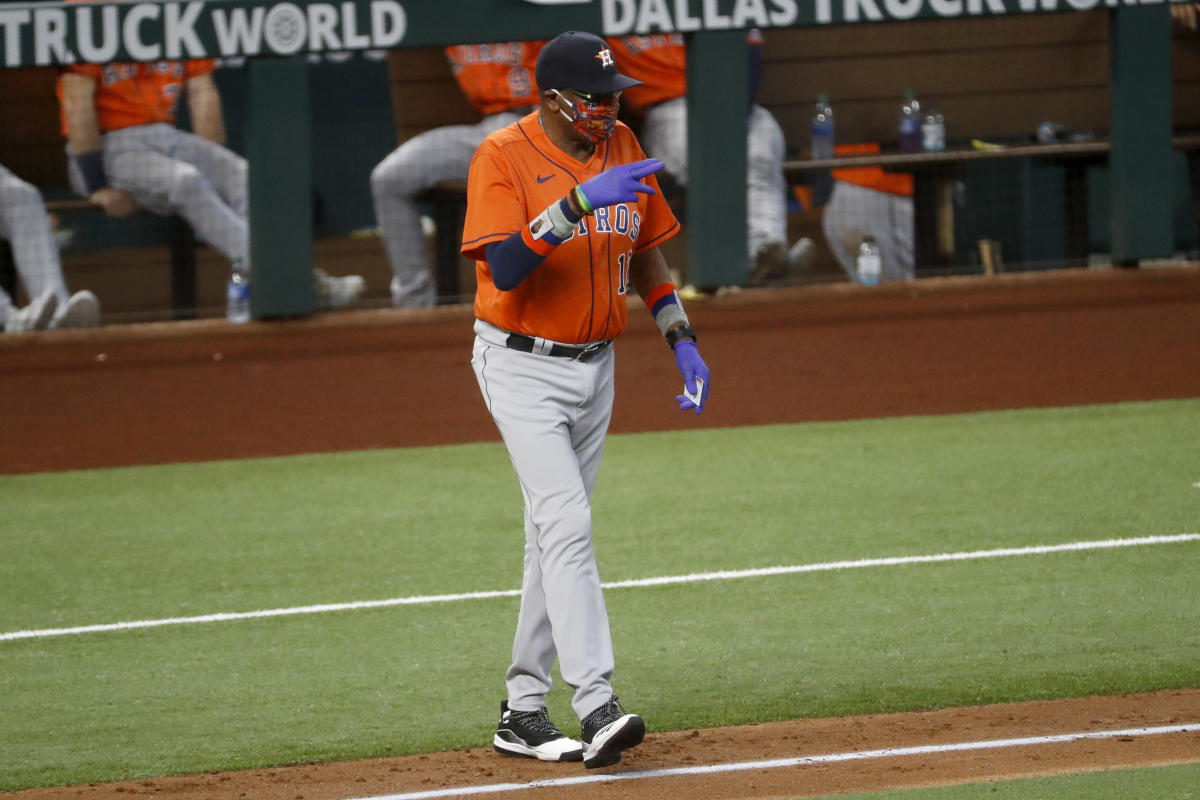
[{"xmin": 630, "ymin": 158, "xmax": 664, "ymax": 178}]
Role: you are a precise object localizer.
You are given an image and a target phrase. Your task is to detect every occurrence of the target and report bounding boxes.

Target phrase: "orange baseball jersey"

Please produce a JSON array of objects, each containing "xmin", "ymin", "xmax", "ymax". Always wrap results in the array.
[
  {"xmin": 57, "ymin": 59, "xmax": 216, "ymax": 136},
  {"xmin": 445, "ymin": 42, "xmax": 545, "ymax": 117},
  {"xmin": 605, "ymin": 35, "xmax": 686, "ymax": 114},
  {"xmin": 832, "ymin": 142, "xmax": 914, "ymax": 197},
  {"xmin": 462, "ymin": 114, "xmax": 680, "ymax": 345}
]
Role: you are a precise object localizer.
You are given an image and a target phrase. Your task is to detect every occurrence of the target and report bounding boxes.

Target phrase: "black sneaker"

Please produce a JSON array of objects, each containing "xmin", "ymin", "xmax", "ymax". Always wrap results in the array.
[
  {"xmin": 493, "ymin": 701, "xmax": 583, "ymax": 762},
  {"xmin": 580, "ymin": 695, "xmax": 645, "ymax": 769}
]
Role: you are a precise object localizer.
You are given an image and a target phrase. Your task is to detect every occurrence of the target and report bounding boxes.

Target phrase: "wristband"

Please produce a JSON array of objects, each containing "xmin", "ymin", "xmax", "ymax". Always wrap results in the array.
[
  {"xmin": 73, "ymin": 150, "xmax": 108, "ymax": 195},
  {"xmin": 644, "ymin": 282, "xmax": 691, "ymax": 338},
  {"xmin": 529, "ymin": 197, "xmax": 581, "ymax": 245},
  {"xmin": 572, "ymin": 185, "xmax": 594, "ymax": 215},
  {"xmin": 665, "ymin": 324, "xmax": 697, "ymax": 350}
]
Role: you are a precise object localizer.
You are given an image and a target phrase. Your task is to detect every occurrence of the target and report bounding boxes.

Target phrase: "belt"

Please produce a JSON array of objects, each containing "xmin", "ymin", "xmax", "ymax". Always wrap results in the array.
[{"xmin": 504, "ymin": 332, "xmax": 612, "ymax": 362}]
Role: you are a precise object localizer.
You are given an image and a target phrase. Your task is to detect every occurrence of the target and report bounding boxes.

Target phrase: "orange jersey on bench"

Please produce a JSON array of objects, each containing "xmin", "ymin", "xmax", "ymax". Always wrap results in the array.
[
  {"xmin": 445, "ymin": 42, "xmax": 545, "ymax": 116},
  {"xmin": 832, "ymin": 142, "xmax": 914, "ymax": 197},
  {"xmin": 605, "ymin": 35, "xmax": 686, "ymax": 114},
  {"xmin": 57, "ymin": 59, "xmax": 216, "ymax": 136},
  {"xmin": 462, "ymin": 113, "xmax": 680, "ymax": 345}
]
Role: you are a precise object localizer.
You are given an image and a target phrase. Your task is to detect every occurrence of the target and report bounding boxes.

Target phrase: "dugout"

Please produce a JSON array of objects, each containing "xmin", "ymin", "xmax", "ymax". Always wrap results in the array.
[{"xmin": 0, "ymin": 4, "xmax": 1198, "ymax": 319}]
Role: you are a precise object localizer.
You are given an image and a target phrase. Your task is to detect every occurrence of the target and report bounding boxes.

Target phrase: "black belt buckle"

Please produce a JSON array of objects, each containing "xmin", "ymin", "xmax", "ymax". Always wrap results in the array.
[{"xmin": 568, "ymin": 341, "xmax": 609, "ymax": 362}]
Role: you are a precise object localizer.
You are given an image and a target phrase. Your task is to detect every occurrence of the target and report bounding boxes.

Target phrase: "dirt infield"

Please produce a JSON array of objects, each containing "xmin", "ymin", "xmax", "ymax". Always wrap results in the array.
[{"xmin": 3, "ymin": 266, "xmax": 1200, "ymax": 797}]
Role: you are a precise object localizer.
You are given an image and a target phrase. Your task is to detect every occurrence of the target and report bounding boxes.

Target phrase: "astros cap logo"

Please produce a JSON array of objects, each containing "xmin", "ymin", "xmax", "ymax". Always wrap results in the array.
[{"xmin": 596, "ymin": 48, "xmax": 614, "ymax": 68}]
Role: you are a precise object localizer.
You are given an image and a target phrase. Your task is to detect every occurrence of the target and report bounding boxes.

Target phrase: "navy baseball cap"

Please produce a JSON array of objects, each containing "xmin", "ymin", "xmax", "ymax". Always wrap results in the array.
[{"xmin": 535, "ymin": 31, "xmax": 642, "ymax": 95}]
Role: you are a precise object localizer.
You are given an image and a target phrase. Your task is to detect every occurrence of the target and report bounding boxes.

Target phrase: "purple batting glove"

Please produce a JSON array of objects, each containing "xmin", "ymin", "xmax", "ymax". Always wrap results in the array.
[
  {"xmin": 673, "ymin": 340, "xmax": 710, "ymax": 414},
  {"xmin": 576, "ymin": 158, "xmax": 664, "ymax": 211}
]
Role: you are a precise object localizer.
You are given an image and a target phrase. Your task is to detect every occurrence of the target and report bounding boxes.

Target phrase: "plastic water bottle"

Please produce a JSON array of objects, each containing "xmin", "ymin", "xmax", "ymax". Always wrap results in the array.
[
  {"xmin": 898, "ymin": 89, "xmax": 922, "ymax": 154},
  {"xmin": 810, "ymin": 94, "xmax": 835, "ymax": 208},
  {"xmin": 856, "ymin": 235, "xmax": 881, "ymax": 286},
  {"xmin": 226, "ymin": 259, "xmax": 250, "ymax": 323},
  {"xmin": 921, "ymin": 105, "xmax": 945, "ymax": 152}
]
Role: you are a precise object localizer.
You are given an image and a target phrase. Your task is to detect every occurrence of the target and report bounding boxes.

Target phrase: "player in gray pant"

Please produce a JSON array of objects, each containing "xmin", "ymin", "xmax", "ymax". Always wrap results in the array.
[
  {"xmin": 58, "ymin": 61, "xmax": 363, "ymax": 314},
  {"xmin": 608, "ymin": 32, "xmax": 815, "ymax": 287},
  {"xmin": 371, "ymin": 42, "xmax": 544, "ymax": 308},
  {"xmin": 0, "ymin": 164, "xmax": 100, "ymax": 333},
  {"xmin": 822, "ymin": 179, "xmax": 915, "ymax": 283},
  {"xmin": 66, "ymin": 123, "xmax": 249, "ymax": 270},
  {"xmin": 640, "ymin": 97, "xmax": 800, "ymax": 274},
  {"xmin": 370, "ymin": 111, "xmax": 522, "ymax": 308}
]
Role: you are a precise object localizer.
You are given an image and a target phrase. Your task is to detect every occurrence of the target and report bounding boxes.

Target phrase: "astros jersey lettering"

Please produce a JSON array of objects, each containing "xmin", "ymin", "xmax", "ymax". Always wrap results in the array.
[
  {"xmin": 462, "ymin": 114, "xmax": 679, "ymax": 344},
  {"xmin": 56, "ymin": 59, "xmax": 216, "ymax": 136},
  {"xmin": 445, "ymin": 43, "xmax": 545, "ymax": 116}
]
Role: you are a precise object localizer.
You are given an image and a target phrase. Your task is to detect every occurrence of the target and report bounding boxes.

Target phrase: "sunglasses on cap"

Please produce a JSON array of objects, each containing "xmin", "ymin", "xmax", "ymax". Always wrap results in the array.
[{"xmin": 563, "ymin": 88, "xmax": 621, "ymax": 106}]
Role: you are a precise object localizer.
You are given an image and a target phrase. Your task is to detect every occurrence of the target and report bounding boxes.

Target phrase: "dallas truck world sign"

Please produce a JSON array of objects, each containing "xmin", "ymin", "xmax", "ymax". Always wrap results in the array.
[{"xmin": 0, "ymin": 0, "xmax": 1186, "ymax": 67}]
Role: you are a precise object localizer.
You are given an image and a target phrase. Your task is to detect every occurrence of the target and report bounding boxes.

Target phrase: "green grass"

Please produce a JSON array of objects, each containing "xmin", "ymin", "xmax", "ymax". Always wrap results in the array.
[
  {"xmin": 1, "ymin": 399, "xmax": 1198, "ymax": 790},
  {"xmin": 827, "ymin": 762, "xmax": 1200, "ymax": 799}
]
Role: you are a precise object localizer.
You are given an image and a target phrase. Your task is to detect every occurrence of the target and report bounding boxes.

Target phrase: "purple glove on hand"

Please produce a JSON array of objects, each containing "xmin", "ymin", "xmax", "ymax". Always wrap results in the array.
[
  {"xmin": 673, "ymin": 340, "xmax": 710, "ymax": 414},
  {"xmin": 576, "ymin": 158, "xmax": 664, "ymax": 211}
]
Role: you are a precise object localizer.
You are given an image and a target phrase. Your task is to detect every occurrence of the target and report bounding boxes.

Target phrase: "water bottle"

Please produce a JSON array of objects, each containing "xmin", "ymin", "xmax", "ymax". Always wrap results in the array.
[
  {"xmin": 226, "ymin": 259, "xmax": 250, "ymax": 323},
  {"xmin": 856, "ymin": 235, "xmax": 881, "ymax": 286},
  {"xmin": 921, "ymin": 105, "xmax": 945, "ymax": 152},
  {"xmin": 810, "ymin": 94, "xmax": 835, "ymax": 208},
  {"xmin": 898, "ymin": 88, "xmax": 922, "ymax": 154}
]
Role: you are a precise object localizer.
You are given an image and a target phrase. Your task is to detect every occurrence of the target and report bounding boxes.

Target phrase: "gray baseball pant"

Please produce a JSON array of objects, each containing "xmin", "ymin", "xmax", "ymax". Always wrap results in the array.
[
  {"xmin": 470, "ymin": 319, "xmax": 617, "ymax": 721},
  {"xmin": 0, "ymin": 164, "xmax": 69, "ymax": 320},
  {"xmin": 639, "ymin": 97, "xmax": 789, "ymax": 262},
  {"xmin": 68, "ymin": 123, "xmax": 248, "ymax": 268}
]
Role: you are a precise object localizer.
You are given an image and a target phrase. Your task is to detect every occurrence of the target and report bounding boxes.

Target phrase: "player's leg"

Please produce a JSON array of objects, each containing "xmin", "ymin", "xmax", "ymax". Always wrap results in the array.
[
  {"xmin": 95, "ymin": 127, "xmax": 248, "ymax": 266},
  {"xmin": 745, "ymin": 104, "xmax": 788, "ymax": 262},
  {"xmin": 822, "ymin": 181, "xmax": 870, "ymax": 282},
  {"xmin": 168, "ymin": 127, "xmax": 362, "ymax": 309},
  {"xmin": 372, "ymin": 113, "xmax": 519, "ymax": 308},
  {"xmin": 822, "ymin": 182, "xmax": 914, "ymax": 284},
  {"xmin": 639, "ymin": 98, "xmax": 688, "ymax": 187},
  {"xmin": 471, "ymin": 334, "xmax": 617, "ymax": 720},
  {"xmin": 0, "ymin": 165, "xmax": 70, "ymax": 306},
  {"xmin": 881, "ymin": 193, "xmax": 915, "ymax": 282},
  {"xmin": 167, "ymin": 129, "xmax": 248, "ymax": 219},
  {"xmin": 746, "ymin": 104, "xmax": 814, "ymax": 285}
]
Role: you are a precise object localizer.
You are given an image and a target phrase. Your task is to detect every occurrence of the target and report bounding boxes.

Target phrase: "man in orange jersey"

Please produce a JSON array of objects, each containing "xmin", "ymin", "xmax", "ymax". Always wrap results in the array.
[
  {"xmin": 822, "ymin": 142, "xmax": 915, "ymax": 283},
  {"xmin": 607, "ymin": 32, "xmax": 813, "ymax": 287},
  {"xmin": 57, "ymin": 58, "xmax": 364, "ymax": 315},
  {"xmin": 371, "ymin": 42, "xmax": 544, "ymax": 307},
  {"xmin": 462, "ymin": 31, "xmax": 709, "ymax": 770}
]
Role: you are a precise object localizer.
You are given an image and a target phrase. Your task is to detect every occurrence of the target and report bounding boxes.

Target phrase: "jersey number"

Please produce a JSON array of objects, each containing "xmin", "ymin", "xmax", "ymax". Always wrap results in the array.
[{"xmin": 617, "ymin": 250, "xmax": 633, "ymax": 295}]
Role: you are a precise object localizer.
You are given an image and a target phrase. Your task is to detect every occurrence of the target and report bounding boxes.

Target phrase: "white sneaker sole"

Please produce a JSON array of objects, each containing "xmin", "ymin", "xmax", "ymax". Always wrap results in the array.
[
  {"xmin": 583, "ymin": 713, "xmax": 645, "ymax": 769},
  {"xmin": 493, "ymin": 732, "xmax": 584, "ymax": 762}
]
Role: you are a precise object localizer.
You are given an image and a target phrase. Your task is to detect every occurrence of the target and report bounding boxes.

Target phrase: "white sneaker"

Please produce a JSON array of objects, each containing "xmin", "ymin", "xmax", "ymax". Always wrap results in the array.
[
  {"xmin": 4, "ymin": 289, "xmax": 58, "ymax": 333},
  {"xmin": 314, "ymin": 268, "xmax": 365, "ymax": 311},
  {"xmin": 49, "ymin": 290, "xmax": 100, "ymax": 329},
  {"xmin": 389, "ymin": 275, "xmax": 436, "ymax": 309},
  {"xmin": 493, "ymin": 701, "xmax": 583, "ymax": 763}
]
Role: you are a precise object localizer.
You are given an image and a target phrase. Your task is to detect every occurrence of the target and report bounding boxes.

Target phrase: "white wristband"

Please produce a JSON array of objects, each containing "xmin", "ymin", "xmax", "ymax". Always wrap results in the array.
[
  {"xmin": 653, "ymin": 301, "xmax": 689, "ymax": 337},
  {"xmin": 530, "ymin": 199, "xmax": 577, "ymax": 242}
]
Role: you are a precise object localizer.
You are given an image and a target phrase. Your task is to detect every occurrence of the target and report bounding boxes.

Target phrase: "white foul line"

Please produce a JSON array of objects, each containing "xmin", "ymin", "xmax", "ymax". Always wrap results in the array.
[
  {"xmin": 341, "ymin": 723, "xmax": 1198, "ymax": 800},
  {"xmin": 3, "ymin": 533, "xmax": 1197, "ymax": 643}
]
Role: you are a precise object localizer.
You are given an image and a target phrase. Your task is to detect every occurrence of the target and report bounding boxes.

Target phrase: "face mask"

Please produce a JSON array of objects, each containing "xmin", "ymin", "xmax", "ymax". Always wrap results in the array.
[{"xmin": 551, "ymin": 89, "xmax": 621, "ymax": 142}]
